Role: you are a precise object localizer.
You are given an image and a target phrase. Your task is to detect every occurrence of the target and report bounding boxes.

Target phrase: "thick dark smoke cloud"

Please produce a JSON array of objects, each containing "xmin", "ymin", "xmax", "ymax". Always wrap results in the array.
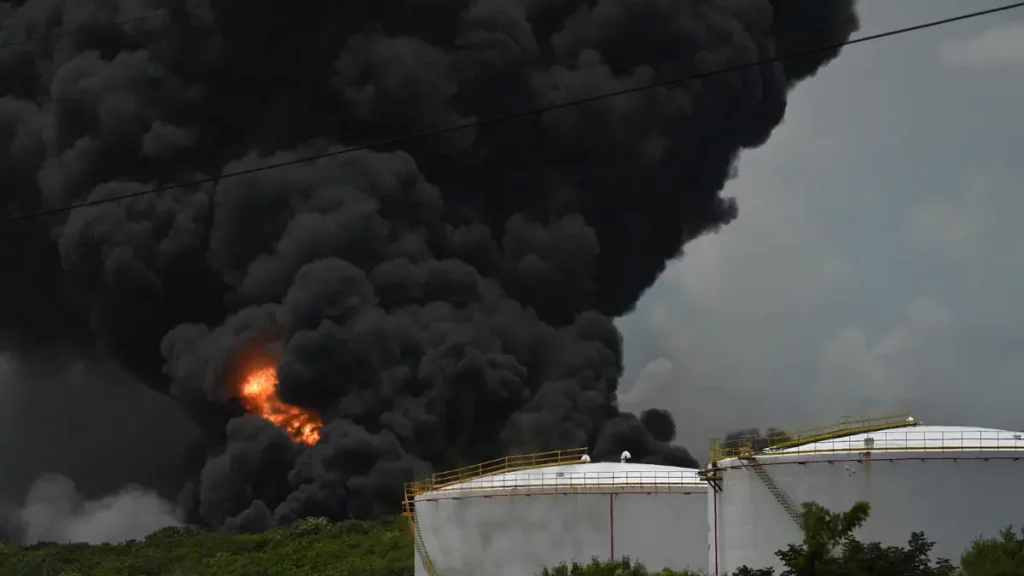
[
  {"xmin": 722, "ymin": 427, "xmax": 794, "ymax": 453},
  {"xmin": 0, "ymin": 0, "xmax": 858, "ymax": 532}
]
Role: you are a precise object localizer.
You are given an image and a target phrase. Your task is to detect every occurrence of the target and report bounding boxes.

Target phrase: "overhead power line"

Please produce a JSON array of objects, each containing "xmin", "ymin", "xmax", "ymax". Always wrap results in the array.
[{"xmin": 1, "ymin": 2, "xmax": 1021, "ymax": 225}]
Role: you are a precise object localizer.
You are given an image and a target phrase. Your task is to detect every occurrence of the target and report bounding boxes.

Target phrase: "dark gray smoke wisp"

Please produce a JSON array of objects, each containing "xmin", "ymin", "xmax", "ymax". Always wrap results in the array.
[
  {"xmin": 722, "ymin": 426, "xmax": 794, "ymax": 453},
  {"xmin": 0, "ymin": 351, "xmax": 200, "ymax": 504},
  {"xmin": 0, "ymin": 474, "xmax": 185, "ymax": 545},
  {"xmin": 0, "ymin": 0, "xmax": 858, "ymax": 530}
]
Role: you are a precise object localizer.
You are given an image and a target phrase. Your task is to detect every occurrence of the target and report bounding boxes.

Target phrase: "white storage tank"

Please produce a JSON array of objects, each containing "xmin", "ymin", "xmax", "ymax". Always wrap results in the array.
[
  {"xmin": 405, "ymin": 448, "xmax": 709, "ymax": 576},
  {"xmin": 705, "ymin": 414, "xmax": 1024, "ymax": 574}
]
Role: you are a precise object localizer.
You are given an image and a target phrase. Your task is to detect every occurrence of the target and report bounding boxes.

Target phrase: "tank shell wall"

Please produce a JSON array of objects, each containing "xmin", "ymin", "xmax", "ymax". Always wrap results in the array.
[
  {"xmin": 710, "ymin": 451, "xmax": 1024, "ymax": 574},
  {"xmin": 415, "ymin": 487, "xmax": 707, "ymax": 576}
]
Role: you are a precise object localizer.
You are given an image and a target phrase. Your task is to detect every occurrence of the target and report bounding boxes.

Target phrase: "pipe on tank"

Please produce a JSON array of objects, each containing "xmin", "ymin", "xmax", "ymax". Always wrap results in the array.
[{"xmin": 609, "ymin": 493, "xmax": 615, "ymax": 561}]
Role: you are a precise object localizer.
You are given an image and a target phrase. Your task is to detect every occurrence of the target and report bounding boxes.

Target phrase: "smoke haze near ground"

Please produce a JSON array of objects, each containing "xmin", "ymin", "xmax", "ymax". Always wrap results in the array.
[
  {"xmin": 0, "ymin": 352, "xmax": 197, "ymax": 543},
  {"xmin": 0, "ymin": 474, "xmax": 185, "ymax": 545},
  {"xmin": 0, "ymin": 352, "xmax": 200, "ymax": 500},
  {"xmin": 0, "ymin": 0, "xmax": 858, "ymax": 535}
]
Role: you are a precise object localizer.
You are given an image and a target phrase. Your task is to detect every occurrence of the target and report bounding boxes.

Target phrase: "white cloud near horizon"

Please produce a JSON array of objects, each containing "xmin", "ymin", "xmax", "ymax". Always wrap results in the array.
[
  {"xmin": 814, "ymin": 298, "xmax": 955, "ymax": 417},
  {"xmin": 616, "ymin": 0, "xmax": 1024, "ymax": 455}
]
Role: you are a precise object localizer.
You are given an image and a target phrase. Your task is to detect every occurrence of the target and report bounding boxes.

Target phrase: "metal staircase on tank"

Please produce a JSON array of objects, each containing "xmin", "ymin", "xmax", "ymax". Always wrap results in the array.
[
  {"xmin": 743, "ymin": 457, "xmax": 804, "ymax": 530},
  {"xmin": 411, "ymin": 516, "xmax": 438, "ymax": 576},
  {"xmin": 707, "ymin": 412, "xmax": 919, "ymax": 532},
  {"xmin": 404, "ymin": 494, "xmax": 438, "ymax": 576}
]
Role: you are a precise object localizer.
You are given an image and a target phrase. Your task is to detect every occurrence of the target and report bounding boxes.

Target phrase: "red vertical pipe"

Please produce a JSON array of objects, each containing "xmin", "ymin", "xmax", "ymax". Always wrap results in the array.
[
  {"xmin": 609, "ymin": 493, "xmax": 615, "ymax": 561},
  {"xmin": 713, "ymin": 489, "xmax": 720, "ymax": 575}
]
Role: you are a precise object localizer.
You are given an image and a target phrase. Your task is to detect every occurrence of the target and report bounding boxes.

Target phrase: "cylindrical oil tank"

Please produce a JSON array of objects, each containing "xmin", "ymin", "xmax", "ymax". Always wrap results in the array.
[
  {"xmin": 406, "ymin": 449, "xmax": 708, "ymax": 576},
  {"xmin": 706, "ymin": 415, "xmax": 1024, "ymax": 574}
]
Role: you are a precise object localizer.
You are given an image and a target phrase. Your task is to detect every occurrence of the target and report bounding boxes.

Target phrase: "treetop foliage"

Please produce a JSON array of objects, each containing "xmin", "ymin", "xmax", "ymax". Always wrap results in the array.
[
  {"xmin": 0, "ymin": 516, "xmax": 411, "ymax": 576},
  {"xmin": 1, "ymin": 501, "xmax": 1022, "ymax": 575}
]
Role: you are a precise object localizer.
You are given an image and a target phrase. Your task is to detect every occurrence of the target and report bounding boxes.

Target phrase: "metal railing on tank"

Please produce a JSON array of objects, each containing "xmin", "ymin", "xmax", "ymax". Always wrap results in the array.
[
  {"xmin": 408, "ymin": 468, "xmax": 702, "ymax": 498},
  {"xmin": 709, "ymin": 413, "xmax": 1024, "ymax": 462},
  {"xmin": 708, "ymin": 411, "xmax": 917, "ymax": 463},
  {"xmin": 765, "ymin": 427, "xmax": 1024, "ymax": 456},
  {"xmin": 402, "ymin": 447, "xmax": 590, "ymax": 576},
  {"xmin": 404, "ymin": 447, "xmax": 590, "ymax": 501}
]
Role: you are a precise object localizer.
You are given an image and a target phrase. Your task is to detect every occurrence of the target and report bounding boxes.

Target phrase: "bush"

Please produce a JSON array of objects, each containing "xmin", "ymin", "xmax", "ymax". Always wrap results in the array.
[
  {"xmin": 539, "ymin": 557, "xmax": 699, "ymax": 576},
  {"xmin": 961, "ymin": 525, "xmax": 1024, "ymax": 576},
  {"xmin": 290, "ymin": 517, "xmax": 332, "ymax": 536},
  {"xmin": 144, "ymin": 526, "xmax": 198, "ymax": 543},
  {"xmin": 0, "ymin": 515, "xmax": 413, "ymax": 576}
]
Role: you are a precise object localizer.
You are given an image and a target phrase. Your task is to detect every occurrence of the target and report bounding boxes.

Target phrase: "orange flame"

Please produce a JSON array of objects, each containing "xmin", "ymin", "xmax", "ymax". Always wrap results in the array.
[{"xmin": 238, "ymin": 366, "xmax": 322, "ymax": 445}]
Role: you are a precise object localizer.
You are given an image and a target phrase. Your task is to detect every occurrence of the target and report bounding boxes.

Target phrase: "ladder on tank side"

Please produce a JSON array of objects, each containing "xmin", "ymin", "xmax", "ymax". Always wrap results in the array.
[
  {"xmin": 405, "ymin": 502, "xmax": 439, "ymax": 576},
  {"xmin": 743, "ymin": 457, "xmax": 804, "ymax": 530}
]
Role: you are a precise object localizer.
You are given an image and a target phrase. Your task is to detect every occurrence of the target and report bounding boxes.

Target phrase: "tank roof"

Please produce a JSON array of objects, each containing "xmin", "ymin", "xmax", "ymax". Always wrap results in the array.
[
  {"xmin": 763, "ymin": 424, "xmax": 1024, "ymax": 456},
  {"xmin": 424, "ymin": 461, "xmax": 702, "ymax": 494}
]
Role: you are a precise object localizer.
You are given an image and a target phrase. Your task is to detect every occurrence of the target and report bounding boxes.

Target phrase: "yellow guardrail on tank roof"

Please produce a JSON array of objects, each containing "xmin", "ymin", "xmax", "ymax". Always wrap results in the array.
[
  {"xmin": 404, "ymin": 447, "xmax": 589, "ymax": 503},
  {"xmin": 708, "ymin": 411, "xmax": 916, "ymax": 463},
  {"xmin": 402, "ymin": 446, "xmax": 592, "ymax": 575}
]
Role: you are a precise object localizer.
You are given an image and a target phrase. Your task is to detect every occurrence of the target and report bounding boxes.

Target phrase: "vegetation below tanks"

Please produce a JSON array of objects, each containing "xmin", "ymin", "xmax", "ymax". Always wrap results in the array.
[
  {"xmin": 0, "ymin": 516, "xmax": 412, "ymax": 576},
  {"xmin": 1, "ymin": 502, "xmax": 1023, "ymax": 575}
]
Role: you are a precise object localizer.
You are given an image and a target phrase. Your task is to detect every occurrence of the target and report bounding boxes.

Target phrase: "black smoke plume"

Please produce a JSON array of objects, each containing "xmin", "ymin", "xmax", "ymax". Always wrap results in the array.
[
  {"xmin": 0, "ymin": 0, "xmax": 858, "ymax": 531},
  {"xmin": 722, "ymin": 427, "xmax": 795, "ymax": 453}
]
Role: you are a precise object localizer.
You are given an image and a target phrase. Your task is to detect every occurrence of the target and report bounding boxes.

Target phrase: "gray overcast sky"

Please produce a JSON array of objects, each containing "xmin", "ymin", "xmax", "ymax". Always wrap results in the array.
[{"xmin": 617, "ymin": 0, "xmax": 1024, "ymax": 458}]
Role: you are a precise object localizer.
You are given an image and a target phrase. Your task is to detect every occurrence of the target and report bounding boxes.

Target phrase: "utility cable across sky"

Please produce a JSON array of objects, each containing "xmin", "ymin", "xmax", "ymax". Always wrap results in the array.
[{"xmin": 0, "ymin": 1, "xmax": 1021, "ymax": 226}]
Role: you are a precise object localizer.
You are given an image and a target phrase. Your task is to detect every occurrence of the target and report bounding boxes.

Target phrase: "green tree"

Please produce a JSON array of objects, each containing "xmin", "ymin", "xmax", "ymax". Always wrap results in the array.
[
  {"xmin": 733, "ymin": 501, "xmax": 955, "ymax": 576},
  {"xmin": 830, "ymin": 533, "xmax": 956, "ymax": 576},
  {"xmin": 779, "ymin": 501, "xmax": 955, "ymax": 576},
  {"xmin": 731, "ymin": 501, "xmax": 870, "ymax": 576},
  {"xmin": 795, "ymin": 501, "xmax": 871, "ymax": 572},
  {"xmin": 961, "ymin": 525, "xmax": 1024, "ymax": 576}
]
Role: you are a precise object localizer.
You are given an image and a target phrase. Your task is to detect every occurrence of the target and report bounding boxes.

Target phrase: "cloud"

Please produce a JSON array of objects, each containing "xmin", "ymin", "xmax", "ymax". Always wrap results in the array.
[
  {"xmin": 1, "ymin": 474, "xmax": 184, "ymax": 544},
  {"xmin": 940, "ymin": 22, "xmax": 1024, "ymax": 68},
  {"xmin": 616, "ymin": 0, "xmax": 1024, "ymax": 456},
  {"xmin": 909, "ymin": 201, "xmax": 975, "ymax": 254},
  {"xmin": 619, "ymin": 356, "xmax": 674, "ymax": 410},
  {"xmin": 613, "ymin": 74, "xmax": 859, "ymax": 454},
  {"xmin": 910, "ymin": 163, "xmax": 1024, "ymax": 269},
  {"xmin": 624, "ymin": 122, "xmax": 1024, "ymax": 453},
  {"xmin": 814, "ymin": 298, "xmax": 954, "ymax": 418}
]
